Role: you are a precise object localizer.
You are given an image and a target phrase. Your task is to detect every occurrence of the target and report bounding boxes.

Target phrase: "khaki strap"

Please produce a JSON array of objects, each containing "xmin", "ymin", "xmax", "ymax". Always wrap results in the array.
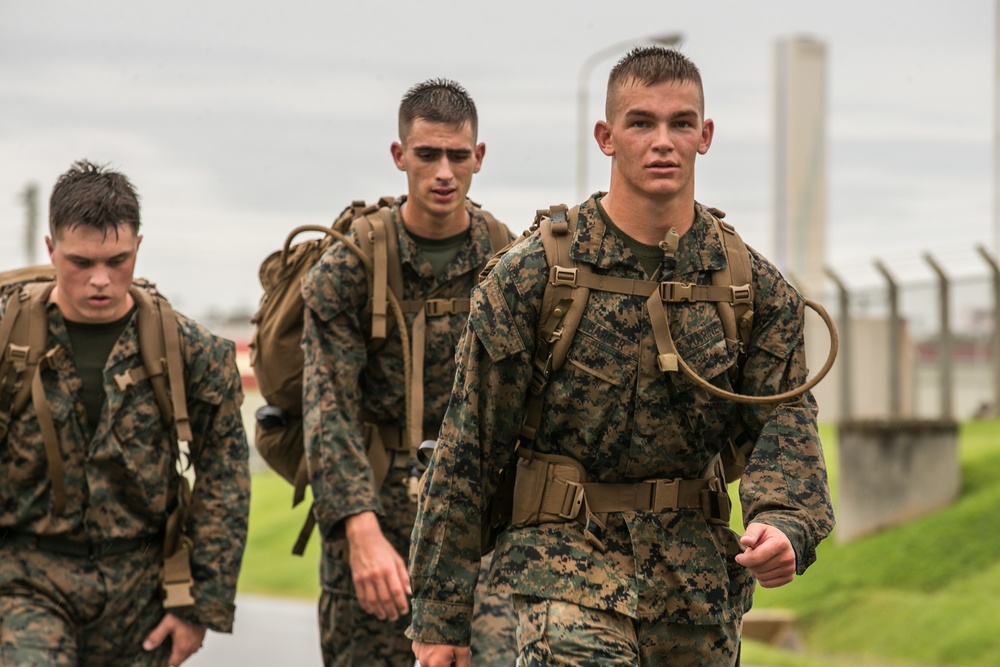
[
  {"xmin": 550, "ymin": 266, "xmax": 752, "ymax": 307},
  {"xmin": 647, "ymin": 291, "xmax": 680, "ymax": 372},
  {"xmin": 714, "ymin": 218, "xmax": 755, "ymax": 348},
  {"xmin": 292, "ymin": 509, "xmax": 316, "ymax": 556},
  {"xmin": 158, "ymin": 298, "xmax": 192, "ymax": 443},
  {"xmin": 32, "ymin": 348, "xmax": 66, "ymax": 514},
  {"xmin": 369, "ymin": 214, "xmax": 390, "ymax": 339},
  {"xmin": 481, "ymin": 210, "xmax": 511, "ymax": 255},
  {"xmin": 409, "ymin": 308, "xmax": 427, "ymax": 454}
]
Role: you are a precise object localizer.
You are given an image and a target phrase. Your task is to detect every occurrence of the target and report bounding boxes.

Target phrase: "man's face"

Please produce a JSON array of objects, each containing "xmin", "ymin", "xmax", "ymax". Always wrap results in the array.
[
  {"xmin": 391, "ymin": 119, "xmax": 484, "ymax": 224},
  {"xmin": 595, "ymin": 79, "xmax": 713, "ymax": 201},
  {"xmin": 46, "ymin": 223, "xmax": 141, "ymax": 323}
]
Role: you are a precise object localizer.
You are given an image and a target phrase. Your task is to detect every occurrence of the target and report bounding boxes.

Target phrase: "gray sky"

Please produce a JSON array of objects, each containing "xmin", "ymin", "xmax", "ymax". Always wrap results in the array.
[{"xmin": 1, "ymin": 0, "xmax": 995, "ymax": 321}]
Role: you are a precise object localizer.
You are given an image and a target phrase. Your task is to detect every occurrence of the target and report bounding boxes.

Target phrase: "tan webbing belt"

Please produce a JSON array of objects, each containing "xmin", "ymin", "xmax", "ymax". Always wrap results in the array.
[{"xmin": 538, "ymin": 475, "xmax": 715, "ymax": 517}]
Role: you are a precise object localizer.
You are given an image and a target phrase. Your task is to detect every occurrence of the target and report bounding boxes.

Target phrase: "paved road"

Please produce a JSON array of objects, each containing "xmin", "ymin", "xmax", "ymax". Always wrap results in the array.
[{"xmin": 187, "ymin": 594, "xmax": 323, "ymax": 666}]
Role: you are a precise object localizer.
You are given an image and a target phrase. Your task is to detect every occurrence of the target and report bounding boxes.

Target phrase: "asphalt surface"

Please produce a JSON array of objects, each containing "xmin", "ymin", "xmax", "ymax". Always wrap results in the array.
[{"xmin": 187, "ymin": 594, "xmax": 323, "ymax": 666}]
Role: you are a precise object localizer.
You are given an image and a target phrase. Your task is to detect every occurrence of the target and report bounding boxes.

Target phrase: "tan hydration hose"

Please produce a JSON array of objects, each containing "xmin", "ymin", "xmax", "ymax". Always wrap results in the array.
[{"xmin": 676, "ymin": 298, "xmax": 839, "ymax": 405}]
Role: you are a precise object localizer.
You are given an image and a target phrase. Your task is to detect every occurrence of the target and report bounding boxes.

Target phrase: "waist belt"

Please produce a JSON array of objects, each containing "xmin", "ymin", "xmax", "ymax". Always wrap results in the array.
[
  {"xmin": 510, "ymin": 449, "xmax": 732, "ymax": 552},
  {"xmin": 1, "ymin": 531, "xmax": 163, "ymax": 560}
]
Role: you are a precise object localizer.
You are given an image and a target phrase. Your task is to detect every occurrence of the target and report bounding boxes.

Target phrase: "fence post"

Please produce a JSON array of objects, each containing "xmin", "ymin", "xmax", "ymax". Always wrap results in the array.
[
  {"xmin": 874, "ymin": 260, "xmax": 901, "ymax": 419},
  {"xmin": 976, "ymin": 244, "xmax": 1000, "ymax": 416},
  {"xmin": 824, "ymin": 266, "xmax": 851, "ymax": 420},
  {"xmin": 924, "ymin": 253, "xmax": 953, "ymax": 420}
]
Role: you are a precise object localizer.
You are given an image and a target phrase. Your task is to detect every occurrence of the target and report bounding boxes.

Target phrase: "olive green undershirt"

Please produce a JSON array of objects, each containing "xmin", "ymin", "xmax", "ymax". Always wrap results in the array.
[
  {"xmin": 64, "ymin": 306, "xmax": 135, "ymax": 431},
  {"xmin": 595, "ymin": 199, "xmax": 668, "ymax": 279},
  {"xmin": 408, "ymin": 228, "xmax": 471, "ymax": 277}
]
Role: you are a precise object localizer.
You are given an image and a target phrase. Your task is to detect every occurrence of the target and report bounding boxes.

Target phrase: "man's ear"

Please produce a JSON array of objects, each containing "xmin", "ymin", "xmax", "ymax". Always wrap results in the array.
[
  {"xmin": 594, "ymin": 121, "xmax": 614, "ymax": 157},
  {"xmin": 473, "ymin": 143, "xmax": 486, "ymax": 174},
  {"xmin": 391, "ymin": 142, "xmax": 406, "ymax": 171},
  {"xmin": 698, "ymin": 118, "xmax": 715, "ymax": 155}
]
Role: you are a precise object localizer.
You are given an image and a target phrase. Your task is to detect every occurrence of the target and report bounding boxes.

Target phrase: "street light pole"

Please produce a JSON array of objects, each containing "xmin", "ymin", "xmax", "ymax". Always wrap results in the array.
[{"xmin": 575, "ymin": 32, "xmax": 683, "ymax": 203}]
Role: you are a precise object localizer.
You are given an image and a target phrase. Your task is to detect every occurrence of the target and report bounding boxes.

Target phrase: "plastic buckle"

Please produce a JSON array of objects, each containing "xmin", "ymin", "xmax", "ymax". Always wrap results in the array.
[
  {"xmin": 660, "ymin": 282, "xmax": 694, "ymax": 303},
  {"xmin": 425, "ymin": 299, "xmax": 457, "ymax": 317},
  {"xmin": 557, "ymin": 481, "xmax": 585, "ymax": 520},
  {"xmin": 550, "ymin": 266, "xmax": 578, "ymax": 287},
  {"xmin": 582, "ymin": 513, "xmax": 606, "ymax": 552},
  {"xmin": 646, "ymin": 479, "xmax": 680, "ymax": 512},
  {"xmin": 529, "ymin": 355, "xmax": 553, "ymax": 395},
  {"xmin": 700, "ymin": 488, "xmax": 732, "ymax": 526},
  {"xmin": 730, "ymin": 285, "xmax": 752, "ymax": 305}
]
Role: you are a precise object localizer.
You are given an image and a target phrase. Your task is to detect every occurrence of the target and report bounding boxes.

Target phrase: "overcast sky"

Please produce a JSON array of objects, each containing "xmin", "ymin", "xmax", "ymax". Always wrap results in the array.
[{"xmin": 1, "ymin": 0, "xmax": 995, "ymax": 322}]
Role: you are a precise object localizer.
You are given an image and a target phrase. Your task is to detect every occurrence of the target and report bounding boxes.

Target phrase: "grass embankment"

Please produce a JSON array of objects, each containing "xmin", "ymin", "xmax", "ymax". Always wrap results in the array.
[{"xmin": 239, "ymin": 420, "xmax": 1000, "ymax": 666}]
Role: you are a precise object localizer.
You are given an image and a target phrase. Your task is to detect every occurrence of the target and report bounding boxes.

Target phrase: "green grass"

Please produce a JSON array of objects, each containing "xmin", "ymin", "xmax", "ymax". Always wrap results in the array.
[
  {"xmin": 238, "ymin": 421, "xmax": 1000, "ymax": 666},
  {"xmin": 742, "ymin": 419, "xmax": 1000, "ymax": 667},
  {"xmin": 238, "ymin": 472, "xmax": 321, "ymax": 599}
]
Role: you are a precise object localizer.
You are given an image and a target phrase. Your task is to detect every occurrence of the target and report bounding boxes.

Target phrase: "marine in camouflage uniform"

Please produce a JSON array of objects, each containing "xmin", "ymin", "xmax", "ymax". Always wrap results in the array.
[
  {"xmin": 0, "ymin": 160, "xmax": 250, "ymax": 666},
  {"xmin": 301, "ymin": 79, "xmax": 517, "ymax": 667},
  {"xmin": 408, "ymin": 49, "xmax": 834, "ymax": 667}
]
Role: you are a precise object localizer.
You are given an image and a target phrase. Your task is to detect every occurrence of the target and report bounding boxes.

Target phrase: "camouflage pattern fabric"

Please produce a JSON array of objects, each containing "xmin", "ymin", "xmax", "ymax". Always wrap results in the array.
[
  {"xmin": 514, "ymin": 595, "xmax": 739, "ymax": 667},
  {"xmin": 0, "ymin": 540, "xmax": 169, "ymax": 666},
  {"xmin": 408, "ymin": 196, "xmax": 834, "ymax": 650},
  {"xmin": 0, "ymin": 296, "xmax": 251, "ymax": 643},
  {"xmin": 302, "ymin": 197, "xmax": 518, "ymax": 666}
]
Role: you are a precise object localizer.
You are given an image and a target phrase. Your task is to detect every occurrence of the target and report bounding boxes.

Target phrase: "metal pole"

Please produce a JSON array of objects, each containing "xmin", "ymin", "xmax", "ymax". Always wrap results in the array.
[
  {"xmin": 977, "ymin": 244, "xmax": 1000, "ymax": 416},
  {"xmin": 995, "ymin": 0, "xmax": 1000, "ymax": 257},
  {"xmin": 576, "ymin": 33, "xmax": 683, "ymax": 203},
  {"xmin": 874, "ymin": 260, "xmax": 900, "ymax": 420},
  {"xmin": 22, "ymin": 183, "xmax": 39, "ymax": 265},
  {"xmin": 924, "ymin": 253, "xmax": 952, "ymax": 420},
  {"xmin": 825, "ymin": 267, "xmax": 851, "ymax": 420}
]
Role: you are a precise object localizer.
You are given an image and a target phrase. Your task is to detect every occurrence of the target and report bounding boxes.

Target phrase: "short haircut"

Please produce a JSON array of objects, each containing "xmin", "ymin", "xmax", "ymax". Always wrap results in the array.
[
  {"xmin": 49, "ymin": 159, "xmax": 141, "ymax": 239},
  {"xmin": 605, "ymin": 46, "xmax": 704, "ymax": 119},
  {"xmin": 398, "ymin": 78, "xmax": 479, "ymax": 142}
]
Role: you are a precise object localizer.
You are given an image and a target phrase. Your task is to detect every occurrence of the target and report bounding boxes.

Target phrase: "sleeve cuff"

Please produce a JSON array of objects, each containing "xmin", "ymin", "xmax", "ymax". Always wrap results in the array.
[
  {"xmin": 406, "ymin": 598, "xmax": 474, "ymax": 646},
  {"xmin": 172, "ymin": 595, "xmax": 236, "ymax": 633}
]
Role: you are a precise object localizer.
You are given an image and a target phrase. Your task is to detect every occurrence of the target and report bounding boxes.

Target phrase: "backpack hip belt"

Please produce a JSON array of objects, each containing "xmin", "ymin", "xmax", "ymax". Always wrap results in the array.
[{"xmin": 509, "ymin": 448, "xmax": 731, "ymax": 552}]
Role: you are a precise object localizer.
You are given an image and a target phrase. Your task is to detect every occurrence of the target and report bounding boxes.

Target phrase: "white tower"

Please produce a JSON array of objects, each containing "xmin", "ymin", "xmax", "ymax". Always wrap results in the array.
[{"xmin": 774, "ymin": 37, "xmax": 827, "ymax": 298}]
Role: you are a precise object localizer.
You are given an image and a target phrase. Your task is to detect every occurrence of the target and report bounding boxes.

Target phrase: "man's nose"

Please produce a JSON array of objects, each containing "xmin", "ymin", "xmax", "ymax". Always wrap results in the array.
[
  {"xmin": 651, "ymin": 124, "xmax": 674, "ymax": 151},
  {"xmin": 435, "ymin": 155, "xmax": 455, "ymax": 181},
  {"xmin": 90, "ymin": 265, "xmax": 111, "ymax": 288}
]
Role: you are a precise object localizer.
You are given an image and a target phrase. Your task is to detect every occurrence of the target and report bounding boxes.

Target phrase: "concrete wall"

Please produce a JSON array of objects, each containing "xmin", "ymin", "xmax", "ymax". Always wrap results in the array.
[
  {"xmin": 835, "ymin": 419, "xmax": 960, "ymax": 542},
  {"xmin": 808, "ymin": 315, "xmax": 914, "ymax": 423}
]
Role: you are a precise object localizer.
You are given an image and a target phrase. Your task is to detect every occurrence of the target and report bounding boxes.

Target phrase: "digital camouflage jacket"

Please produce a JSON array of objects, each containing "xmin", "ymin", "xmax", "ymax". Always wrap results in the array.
[
  {"xmin": 301, "ymin": 198, "xmax": 513, "ymax": 541},
  {"xmin": 0, "ymin": 295, "xmax": 250, "ymax": 632},
  {"xmin": 408, "ymin": 196, "xmax": 835, "ymax": 646}
]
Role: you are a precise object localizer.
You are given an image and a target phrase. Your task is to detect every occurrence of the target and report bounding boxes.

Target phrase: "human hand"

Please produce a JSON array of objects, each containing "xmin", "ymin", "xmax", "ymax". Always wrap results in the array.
[
  {"xmin": 142, "ymin": 613, "xmax": 207, "ymax": 666},
  {"xmin": 412, "ymin": 640, "xmax": 472, "ymax": 667},
  {"xmin": 345, "ymin": 510, "xmax": 411, "ymax": 620},
  {"xmin": 734, "ymin": 522, "xmax": 796, "ymax": 588}
]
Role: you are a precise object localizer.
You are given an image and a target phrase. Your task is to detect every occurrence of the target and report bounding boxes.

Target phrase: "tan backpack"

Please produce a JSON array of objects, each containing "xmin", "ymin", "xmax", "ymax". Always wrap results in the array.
[
  {"xmin": 249, "ymin": 197, "xmax": 509, "ymax": 554},
  {"xmin": 0, "ymin": 265, "xmax": 197, "ymax": 608}
]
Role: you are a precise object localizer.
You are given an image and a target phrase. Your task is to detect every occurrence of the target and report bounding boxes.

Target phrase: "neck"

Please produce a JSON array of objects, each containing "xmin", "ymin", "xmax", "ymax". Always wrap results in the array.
[
  {"xmin": 599, "ymin": 189, "xmax": 695, "ymax": 246},
  {"xmin": 399, "ymin": 199, "xmax": 470, "ymax": 239}
]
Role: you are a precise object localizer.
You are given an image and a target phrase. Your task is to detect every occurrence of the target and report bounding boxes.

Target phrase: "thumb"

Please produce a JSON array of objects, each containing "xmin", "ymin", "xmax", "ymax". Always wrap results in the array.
[
  {"xmin": 740, "ymin": 523, "xmax": 766, "ymax": 549},
  {"xmin": 143, "ymin": 617, "xmax": 170, "ymax": 652}
]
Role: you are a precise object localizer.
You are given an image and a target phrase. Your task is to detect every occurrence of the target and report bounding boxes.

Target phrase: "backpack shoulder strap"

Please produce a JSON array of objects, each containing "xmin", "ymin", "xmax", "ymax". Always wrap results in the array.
[
  {"xmin": 351, "ymin": 198, "xmax": 400, "ymax": 340},
  {"xmin": 520, "ymin": 204, "xmax": 590, "ymax": 441},
  {"xmin": 706, "ymin": 207, "xmax": 754, "ymax": 351},
  {"xmin": 120, "ymin": 283, "xmax": 192, "ymax": 443},
  {"xmin": 0, "ymin": 280, "xmax": 57, "ymax": 436},
  {"xmin": 470, "ymin": 203, "xmax": 510, "ymax": 255}
]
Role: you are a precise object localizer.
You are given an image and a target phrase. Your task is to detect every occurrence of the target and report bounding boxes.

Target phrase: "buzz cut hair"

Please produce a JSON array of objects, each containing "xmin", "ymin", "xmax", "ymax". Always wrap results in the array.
[
  {"xmin": 398, "ymin": 78, "xmax": 479, "ymax": 143},
  {"xmin": 48, "ymin": 159, "xmax": 141, "ymax": 239},
  {"xmin": 605, "ymin": 46, "xmax": 704, "ymax": 119}
]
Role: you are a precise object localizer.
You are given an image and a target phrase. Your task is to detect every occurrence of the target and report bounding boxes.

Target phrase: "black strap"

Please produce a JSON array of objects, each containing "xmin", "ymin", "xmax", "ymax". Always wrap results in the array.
[{"xmin": 0, "ymin": 530, "xmax": 162, "ymax": 560}]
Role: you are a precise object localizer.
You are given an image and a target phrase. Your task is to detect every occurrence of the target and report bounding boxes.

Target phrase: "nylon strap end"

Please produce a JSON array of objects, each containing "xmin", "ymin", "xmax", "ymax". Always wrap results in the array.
[
  {"xmin": 657, "ymin": 353, "xmax": 678, "ymax": 372},
  {"xmin": 161, "ymin": 540, "xmax": 195, "ymax": 608}
]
